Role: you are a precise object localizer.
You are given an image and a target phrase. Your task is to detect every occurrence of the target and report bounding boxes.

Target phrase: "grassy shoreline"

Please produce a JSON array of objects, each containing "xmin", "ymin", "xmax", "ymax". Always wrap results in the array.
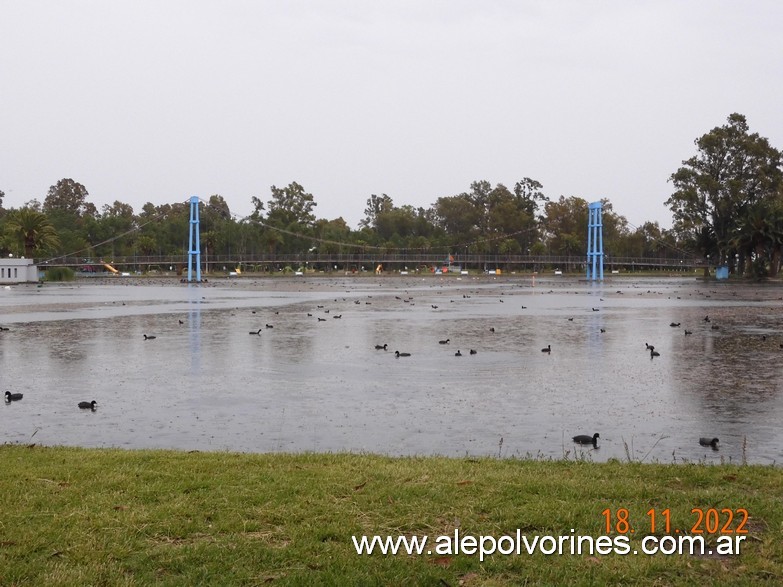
[{"xmin": 1, "ymin": 445, "xmax": 782, "ymax": 585}]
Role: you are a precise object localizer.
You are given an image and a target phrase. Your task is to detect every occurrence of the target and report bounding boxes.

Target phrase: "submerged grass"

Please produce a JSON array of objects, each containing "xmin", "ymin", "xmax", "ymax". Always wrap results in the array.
[{"xmin": 0, "ymin": 445, "xmax": 781, "ymax": 585}]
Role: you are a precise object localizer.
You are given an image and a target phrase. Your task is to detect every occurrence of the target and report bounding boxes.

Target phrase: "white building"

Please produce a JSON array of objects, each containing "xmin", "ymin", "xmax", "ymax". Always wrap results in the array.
[{"xmin": 0, "ymin": 258, "xmax": 39, "ymax": 284}]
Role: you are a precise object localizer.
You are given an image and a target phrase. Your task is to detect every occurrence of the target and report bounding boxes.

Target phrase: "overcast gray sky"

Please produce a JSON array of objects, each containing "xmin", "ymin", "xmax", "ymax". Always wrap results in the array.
[{"xmin": 2, "ymin": 1, "xmax": 781, "ymax": 230}]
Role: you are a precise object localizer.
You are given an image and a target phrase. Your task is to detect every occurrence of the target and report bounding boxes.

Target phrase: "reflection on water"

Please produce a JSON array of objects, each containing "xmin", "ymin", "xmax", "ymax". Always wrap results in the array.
[{"xmin": 2, "ymin": 277, "xmax": 783, "ymax": 465}]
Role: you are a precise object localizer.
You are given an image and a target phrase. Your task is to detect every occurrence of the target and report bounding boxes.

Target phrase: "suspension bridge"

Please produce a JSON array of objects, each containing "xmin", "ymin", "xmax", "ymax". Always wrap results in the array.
[{"xmin": 37, "ymin": 197, "xmax": 704, "ymax": 279}]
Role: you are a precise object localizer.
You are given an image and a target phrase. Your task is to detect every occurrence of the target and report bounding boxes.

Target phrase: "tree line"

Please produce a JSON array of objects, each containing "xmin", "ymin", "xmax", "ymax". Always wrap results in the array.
[{"xmin": 1, "ymin": 113, "xmax": 780, "ymax": 276}]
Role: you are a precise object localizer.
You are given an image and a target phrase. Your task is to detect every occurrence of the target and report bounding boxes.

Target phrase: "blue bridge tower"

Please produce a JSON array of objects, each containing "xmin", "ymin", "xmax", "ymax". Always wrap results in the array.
[
  {"xmin": 586, "ymin": 201, "xmax": 604, "ymax": 281},
  {"xmin": 187, "ymin": 196, "xmax": 202, "ymax": 282}
]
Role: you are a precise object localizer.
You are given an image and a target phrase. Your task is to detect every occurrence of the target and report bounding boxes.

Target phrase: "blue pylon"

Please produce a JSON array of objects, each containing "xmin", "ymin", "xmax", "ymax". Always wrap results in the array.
[
  {"xmin": 586, "ymin": 201, "xmax": 604, "ymax": 281},
  {"xmin": 187, "ymin": 196, "xmax": 201, "ymax": 283}
]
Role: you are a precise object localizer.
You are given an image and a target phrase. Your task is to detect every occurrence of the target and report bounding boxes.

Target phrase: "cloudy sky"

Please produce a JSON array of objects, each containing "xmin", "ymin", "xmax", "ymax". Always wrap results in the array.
[{"xmin": 2, "ymin": 1, "xmax": 781, "ymax": 230}]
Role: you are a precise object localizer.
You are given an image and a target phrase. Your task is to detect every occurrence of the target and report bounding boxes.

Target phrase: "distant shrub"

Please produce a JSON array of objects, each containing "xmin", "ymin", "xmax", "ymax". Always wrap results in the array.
[{"xmin": 45, "ymin": 267, "xmax": 76, "ymax": 281}]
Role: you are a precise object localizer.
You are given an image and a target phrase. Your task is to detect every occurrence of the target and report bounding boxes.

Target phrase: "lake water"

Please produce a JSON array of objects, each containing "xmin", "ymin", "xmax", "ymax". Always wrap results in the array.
[{"xmin": 2, "ymin": 275, "xmax": 782, "ymax": 465}]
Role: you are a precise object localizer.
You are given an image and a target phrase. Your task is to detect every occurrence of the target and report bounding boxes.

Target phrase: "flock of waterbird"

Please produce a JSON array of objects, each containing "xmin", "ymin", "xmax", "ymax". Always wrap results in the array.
[
  {"xmin": 4, "ymin": 280, "xmax": 744, "ymax": 453},
  {"xmin": 365, "ymin": 284, "xmax": 729, "ymax": 452},
  {"xmin": 4, "ymin": 390, "xmax": 97, "ymax": 411}
]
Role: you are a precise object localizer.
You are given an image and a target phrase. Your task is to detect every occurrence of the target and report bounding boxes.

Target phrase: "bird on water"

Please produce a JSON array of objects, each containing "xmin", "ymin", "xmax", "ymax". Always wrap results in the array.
[
  {"xmin": 455, "ymin": 350, "xmax": 462, "ymax": 357},
  {"xmin": 573, "ymin": 433, "xmax": 600, "ymax": 445},
  {"xmin": 4, "ymin": 391, "xmax": 23, "ymax": 402},
  {"xmin": 78, "ymin": 400, "xmax": 97, "ymax": 410},
  {"xmin": 374, "ymin": 344, "xmax": 387, "ymax": 350},
  {"xmin": 143, "ymin": 334, "xmax": 156, "ymax": 340},
  {"xmin": 541, "ymin": 344, "xmax": 551, "ymax": 353},
  {"xmin": 395, "ymin": 351, "xmax": 411, "ymax": 357},
  {"xmin": 699, "ymin": 437, "xmax": 719, "ymax": 448}
]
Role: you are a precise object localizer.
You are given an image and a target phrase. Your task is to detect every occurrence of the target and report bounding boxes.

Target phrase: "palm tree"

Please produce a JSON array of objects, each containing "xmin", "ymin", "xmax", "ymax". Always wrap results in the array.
[{"xmin": 4, "ymin": 208, "xmax": 60, "ymax": 258}]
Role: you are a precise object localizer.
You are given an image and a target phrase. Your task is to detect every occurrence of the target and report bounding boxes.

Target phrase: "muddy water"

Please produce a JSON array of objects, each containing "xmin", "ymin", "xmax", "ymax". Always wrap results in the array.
[{"xmin": 1, "ymin": 276, "xmax": 782, "ymax": 465}]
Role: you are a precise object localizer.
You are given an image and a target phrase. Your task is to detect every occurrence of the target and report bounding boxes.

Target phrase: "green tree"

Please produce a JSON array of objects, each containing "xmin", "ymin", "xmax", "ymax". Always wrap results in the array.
[
  {"xmin": 42, "ymin": 178, "xmax": 96, "ymax": 256},
  {"xmin": 666, "ymin": 113, "xmax": 783, "ymax": 270},
  {"xmin": 4, "ymin": 207, "xmax": 61, "ymax": 258},
  {"xmin": 313, "ymin": 217, "xmax": 351, "ymax": 258},
  {"xmin": 267, "ymin": 182, "xmax": 316, "ymax": 228},
  {"xmin": 542, "ymin": 196, "xmax": 628, "ymax": 262},
  {"xmin": 434, "ymin": 194, "xmax": 480, "ymax": 242},
  {"xmin": 264, "ymin": 182, "xmax": 317, "ymax": 253},
  {"xmin": 360, "ymin": 194, "xmax": 394, "ymax": 229},
  {"xmin": 135, "ymin": 235, "xmax": 157, "ymax": 256},
  {"xmin": 513, "ymin": 178, "xmax": 548, "ymax": 218},
  {"xmin": 91, "ymin": 201, "xmax": 137, "ymax": 258},
  {"xmin": 542, "ymin": 196, "xmax": 589, "ymax": 255},
  {"xmin": 43, "ymin": 178, "xmax": 97, "ymax": 218}
]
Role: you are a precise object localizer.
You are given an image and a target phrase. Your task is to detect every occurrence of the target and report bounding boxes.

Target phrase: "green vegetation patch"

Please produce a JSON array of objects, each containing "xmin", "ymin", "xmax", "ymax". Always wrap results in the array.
[
  {"xmin": 44, "ymin": 267, "xmax": 75, "ymax": 282},
  {"xmin": 0, "ymin": 446, "xmax": 781, "ymax": 585}
]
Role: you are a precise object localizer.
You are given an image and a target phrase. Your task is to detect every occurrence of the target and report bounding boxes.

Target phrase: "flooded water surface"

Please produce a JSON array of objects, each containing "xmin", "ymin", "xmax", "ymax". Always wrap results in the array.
[{"xmin": 2, "ymin": 276, "xmax": 783, "ymax": 465}]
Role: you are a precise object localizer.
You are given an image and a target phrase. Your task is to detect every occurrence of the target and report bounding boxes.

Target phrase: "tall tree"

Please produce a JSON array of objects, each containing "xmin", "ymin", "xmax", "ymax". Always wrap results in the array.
[
  {"xmin": 207, "ymin": 194, "xmax": 231, "ymax": 220},
  {"xmin": 263, "ymin": 182, "xmax": 317, "ymax": 253},
  {"xmin": 4, "ymin": 207, "xmax": 60, "ymax": 258},
  {"xmin": 43, "ymin": 178, "xmax": 97, "ymax": 218},
  {"xmin": 360, "ymin": 194, "xmax": 394, "ymax": 229},
  {"xmin": 513, "ymin": 178, "xmax": 548, "ymax": 218},
  {"xmin": 666, "ymin": 113, "xmax": 783, "ymax": 268},
  {"xmin": 91, "ymin": 201, "xmax": 137, "ymax": 258},
  {"xmin": 542, "ymin": 196, "xmax": 589, "ymax": 255},
  {"xmin": 266, "ymin": 182, "xmax": 317, "ymax": 229},
  {"xmin": 42, "ymin": 178, "xmax": 96, "ymax": 256},
  {"xmin": 433, "ymin": 194, "xmax": 480, "ymax": 243}
]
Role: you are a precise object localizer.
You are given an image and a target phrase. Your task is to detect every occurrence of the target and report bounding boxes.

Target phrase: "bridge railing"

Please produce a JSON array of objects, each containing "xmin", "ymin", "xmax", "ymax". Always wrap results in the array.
[{"xmin": 39, "ymin": 253, "xmax": 704, "ymax": 270}]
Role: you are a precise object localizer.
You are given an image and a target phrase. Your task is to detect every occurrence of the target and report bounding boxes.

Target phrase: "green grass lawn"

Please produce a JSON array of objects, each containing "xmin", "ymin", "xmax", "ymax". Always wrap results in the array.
[{"xmin": 1, "ymin": 445, "xmax": 781, "ymax": 585}]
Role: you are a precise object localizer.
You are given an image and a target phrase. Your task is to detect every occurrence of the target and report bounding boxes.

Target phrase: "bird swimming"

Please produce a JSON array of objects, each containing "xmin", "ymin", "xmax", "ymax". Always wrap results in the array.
[
  {"xmin": 4, "ymin": 391, "xmax": 23, "ymax": 402},
  {"xmin": 699, "ymin": 437, "xmax": 719, "ymax": 448},
  {"xmin": 143, "ymin": 334, "xmax": 156, "ymax": 340},
  {"xmin": 249, "ymin": 329, "xmax": 262, "ymax": 335},
  {"xmin": 265, "ymin": 324, "xmax": 273, "ymax": 329},
  {"xmin": 669, "ymin": 322, "xmax": 680, "ymax": 327},
  {"xmin": 374, "ymin": 344, "xmax": 387, "ymax": 350},
  {"xmin": 395, "ymin": 351, "xmax": 411, "ymax": 357},
  {"xmin": 455, "ymin": 350, "xmax": 462, "ymax": 356},
  {"xmin": 469, "ymin": 349, "xmax": 477, "ymax": 355},
  {"xmin": 650, "ymin": 348, "xmax": 660, "ymax": 358},
  {"xmin": 439, "ymin": 339, "xmax": 450, "ymax": 345},
  {"xmin": 573, "ymin": 433, "xmax": 599, "ymax": 445},
  {"xmin": 78, "ymin": 400, "xmax": 97, "ymax": 410},
  {"xmin": 541, "ymin": 344, "xmax": 551, "ymax": 353},
  {"xmin": 645, "ymin": 343, "xmax": 654, "ymax": 351}
]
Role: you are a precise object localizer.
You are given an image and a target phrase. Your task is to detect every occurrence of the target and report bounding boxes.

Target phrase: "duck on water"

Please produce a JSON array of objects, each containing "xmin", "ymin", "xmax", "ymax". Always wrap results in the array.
[{"xmin": 573, "ymin": 433, "xmax": 599, "ymax": 446}]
